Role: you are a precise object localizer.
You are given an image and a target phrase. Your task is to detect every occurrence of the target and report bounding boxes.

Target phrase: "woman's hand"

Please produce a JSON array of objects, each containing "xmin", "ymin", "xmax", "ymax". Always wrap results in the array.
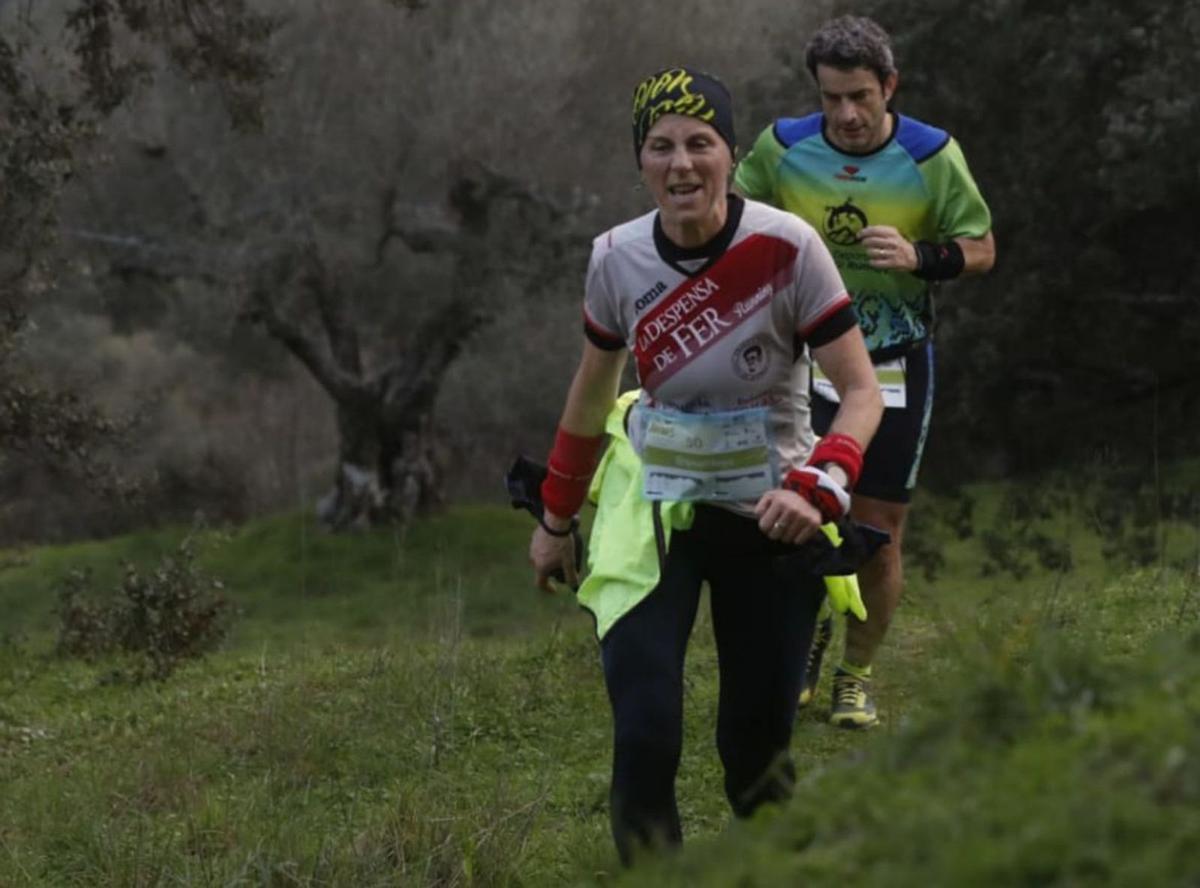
[
  {"xmin": 529, "ymin": 513, "xmax": 579, "ymax": 593},
  {"xmin": 754, "ymin": 488, "xmax": 824, "ymax": 546}
]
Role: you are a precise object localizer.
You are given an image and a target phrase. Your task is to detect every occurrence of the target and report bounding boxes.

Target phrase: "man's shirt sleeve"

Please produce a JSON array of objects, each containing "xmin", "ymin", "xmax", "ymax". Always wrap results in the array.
[
  {"xmin": 922, "ymin": 137, "xmax": 992, "ymax": 240},
  {"xmin": 734, "ymin": 124, "xmax": 786, "ymax": 203}
]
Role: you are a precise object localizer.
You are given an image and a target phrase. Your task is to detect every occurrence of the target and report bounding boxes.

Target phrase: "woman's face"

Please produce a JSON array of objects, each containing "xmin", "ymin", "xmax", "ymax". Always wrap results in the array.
[{"xmin": 639, "ymin": 114, "xmax": 732, "ymax": 245}]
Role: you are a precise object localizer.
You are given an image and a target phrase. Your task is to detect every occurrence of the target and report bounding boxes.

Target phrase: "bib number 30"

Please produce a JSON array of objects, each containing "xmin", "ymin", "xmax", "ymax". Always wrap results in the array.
[{"xmin": 631, "ymin": 404, "xmax": 777, "ymax": 502}]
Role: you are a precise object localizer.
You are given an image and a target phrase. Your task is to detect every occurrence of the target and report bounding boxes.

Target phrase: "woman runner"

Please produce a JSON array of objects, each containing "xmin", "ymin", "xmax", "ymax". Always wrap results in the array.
[{"xmin": 528, "ymin": 67, "xmax": 883, "ymax": 864}]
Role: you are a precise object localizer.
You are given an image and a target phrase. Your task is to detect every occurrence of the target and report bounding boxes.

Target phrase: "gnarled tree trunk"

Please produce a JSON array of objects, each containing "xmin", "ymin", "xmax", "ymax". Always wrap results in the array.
[
  {"xmin": 248, "ymin": 254, "xmax": 486, "ymax": 529},
  {"xmin": 317, "ymin": 391, "xmax": 442, "ymax": 530},
  {"xmin": 243, "ymin": 159, "xmax": 585, "ymax": 529}
]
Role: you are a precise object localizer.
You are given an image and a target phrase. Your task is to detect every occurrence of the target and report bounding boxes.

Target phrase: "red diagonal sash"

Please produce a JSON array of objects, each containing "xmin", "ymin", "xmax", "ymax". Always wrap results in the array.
[{"xmin": 634, "ymin": 234, "xmax": 798, "ymax": 390}]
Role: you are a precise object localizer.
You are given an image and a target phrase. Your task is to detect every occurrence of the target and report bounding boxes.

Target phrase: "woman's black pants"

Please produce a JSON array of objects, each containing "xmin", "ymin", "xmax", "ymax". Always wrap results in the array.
[{"xmin": 599, "ymin": 504, "xmax": 824, "ymax": 865}]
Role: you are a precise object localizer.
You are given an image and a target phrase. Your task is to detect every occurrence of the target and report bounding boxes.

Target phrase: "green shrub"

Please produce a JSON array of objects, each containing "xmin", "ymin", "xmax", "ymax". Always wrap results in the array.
[{"xmin": 53, "ymin": 536, "xmax": 234, "ymax": 680}]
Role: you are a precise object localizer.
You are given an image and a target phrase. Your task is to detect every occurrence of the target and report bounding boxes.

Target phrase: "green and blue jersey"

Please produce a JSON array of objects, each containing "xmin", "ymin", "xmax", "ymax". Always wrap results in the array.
[{"xmin": 735, "ymin": 113, "xmax": 991, "ymax": 355}]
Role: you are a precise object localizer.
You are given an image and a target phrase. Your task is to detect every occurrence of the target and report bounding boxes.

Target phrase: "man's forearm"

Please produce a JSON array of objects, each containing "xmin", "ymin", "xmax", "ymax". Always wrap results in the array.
[{"xmin": 955, "ymin": 231, "xmax": 995, "ymax": 274}]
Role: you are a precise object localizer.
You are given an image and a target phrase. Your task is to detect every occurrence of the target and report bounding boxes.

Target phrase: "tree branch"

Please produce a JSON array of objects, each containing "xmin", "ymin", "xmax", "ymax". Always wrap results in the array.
[
  {"xmin": 245, "ymin": 261, "xmax": 365, "ymax": 403},
  {"xmin": 303, "ymin": 250, "xmax": 363, "ymax": 377},
  {"xmin": 386, "ymin": 199, "xmax": 463, "ymax": 256},
  {"xmin": 377, "ymin": 294, "xmax": 491, "ymax": 423}
]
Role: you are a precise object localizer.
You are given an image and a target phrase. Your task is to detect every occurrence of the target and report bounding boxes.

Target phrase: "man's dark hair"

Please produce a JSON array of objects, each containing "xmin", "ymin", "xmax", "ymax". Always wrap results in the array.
[{"xmin": 804, "ymin": 15, "xmax": 897, "ymax": 85}]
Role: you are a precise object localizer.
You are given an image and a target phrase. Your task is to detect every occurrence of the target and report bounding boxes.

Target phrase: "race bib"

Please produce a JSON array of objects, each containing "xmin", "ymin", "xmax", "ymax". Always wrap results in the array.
[
  {"xmin": 630, "ymin": 404, "xmax": 777, "ymax": 502},
  {"xmin": 813, "ymin": 357, "xmax": 907, "ymax": 408}
]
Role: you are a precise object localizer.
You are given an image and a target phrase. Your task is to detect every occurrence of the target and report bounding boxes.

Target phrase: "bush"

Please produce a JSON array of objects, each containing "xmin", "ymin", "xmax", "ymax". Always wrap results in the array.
[{"xmin": 54, "ymin": 536, "xmax": 234, "ymax": 681}]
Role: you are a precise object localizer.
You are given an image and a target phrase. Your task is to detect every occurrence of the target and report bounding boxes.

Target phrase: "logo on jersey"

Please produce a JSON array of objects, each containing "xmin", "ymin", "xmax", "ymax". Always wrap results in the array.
[
  {"xmin": 634, "ymin": 281, "xmax": 668, "ymax": 314},
  {"xmin": 824, "ymin": 198, "xmax": 868, "ymax": 246},
  {"xmin": 835, "ymin": 164, "xmax": 867, "ymax": 182},
  {"xmin": 731, "ymin": 335, "xmax": 772, "ymax": 381},
  {"xmin": 635, "ymin": 276, "xmax": 722, "ymax": 354}
]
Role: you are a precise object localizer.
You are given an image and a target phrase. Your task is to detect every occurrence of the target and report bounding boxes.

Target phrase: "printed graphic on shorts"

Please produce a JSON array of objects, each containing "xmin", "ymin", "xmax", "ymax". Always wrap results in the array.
[
  {"xmin": 633, "ymin": 234, "xmax": 797, "ymax": 391},
  {"xmin": 731, "ymin": 334, "xmax": 773, "ymax": 381}
]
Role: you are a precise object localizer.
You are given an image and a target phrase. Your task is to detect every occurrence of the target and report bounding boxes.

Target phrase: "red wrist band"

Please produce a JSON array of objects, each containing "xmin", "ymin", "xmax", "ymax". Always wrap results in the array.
[
  {"xmin": 540, "ymin": 427, "xmax": 605, "ymax": 519},
  {"xmin": 806, "ymin": 432, "xmax": 864, "ymax": 490}
]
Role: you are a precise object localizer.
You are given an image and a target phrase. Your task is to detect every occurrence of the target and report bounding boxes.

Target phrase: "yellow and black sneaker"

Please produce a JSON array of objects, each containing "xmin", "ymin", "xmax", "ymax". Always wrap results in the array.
[
  {"xmin": 830, "ymin": 668, "xmax": 879, "ymax": 729},
  {"xmin": 798, "ymin": 616, "xmax": 834, "ymax": 707}
]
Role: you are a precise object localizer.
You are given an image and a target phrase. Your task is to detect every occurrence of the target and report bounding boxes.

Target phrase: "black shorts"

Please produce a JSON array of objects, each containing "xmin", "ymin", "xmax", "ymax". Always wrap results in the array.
[{"xmin": 812, "ymin": 341, "xmax": 934, "ymax": 505}]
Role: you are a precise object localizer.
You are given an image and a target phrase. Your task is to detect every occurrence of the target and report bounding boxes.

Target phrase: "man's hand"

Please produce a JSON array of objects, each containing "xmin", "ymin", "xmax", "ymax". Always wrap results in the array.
[
  {"xmin": 859, "ymin": 225, "xmax": 918, "ymax": 272},
  {"xmin": 754, "ymin": 489, "xmax": 824, "ymax": 546},
  {"xmin": 528, "ymin": 511, "xmax": 578, "ymax": 593}
]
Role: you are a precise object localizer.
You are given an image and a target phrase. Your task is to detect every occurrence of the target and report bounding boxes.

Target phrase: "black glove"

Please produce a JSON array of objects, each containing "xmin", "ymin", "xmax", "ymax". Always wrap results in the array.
[
  {"xmin": 773, "ymin": 519, "xmax": 890, "ymax": 578},
  {"xmin": 505, "ymin": 455, "xmax": 586, "ymax": 586}
]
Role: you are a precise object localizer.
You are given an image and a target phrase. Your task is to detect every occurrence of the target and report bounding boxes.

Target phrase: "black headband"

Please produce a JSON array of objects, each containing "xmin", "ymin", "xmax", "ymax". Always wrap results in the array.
[{"xmin": 631, "ymin": 67, "xmax": 736, "ymax": 164}]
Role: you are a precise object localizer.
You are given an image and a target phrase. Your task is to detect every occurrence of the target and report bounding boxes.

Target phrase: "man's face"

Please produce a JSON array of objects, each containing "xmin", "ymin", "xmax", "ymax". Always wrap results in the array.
[{"xmin": 815, "ymin": 64, "xmax": 897, "ymax": 154}]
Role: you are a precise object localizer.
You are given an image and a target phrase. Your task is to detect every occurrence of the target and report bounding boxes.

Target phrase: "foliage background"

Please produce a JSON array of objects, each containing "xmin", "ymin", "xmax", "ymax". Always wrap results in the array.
[
  {"xmin": 1, "ymin": 2, "xmax": 1198, "ymax": 882},
  {"xmin": 1, "ymin": 0, "xmax": 1195, "ymax": 537}
]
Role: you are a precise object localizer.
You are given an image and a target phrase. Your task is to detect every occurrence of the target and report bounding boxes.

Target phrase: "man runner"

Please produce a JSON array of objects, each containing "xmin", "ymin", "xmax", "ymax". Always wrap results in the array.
[{"xmin": 735, "ymin": 15, "xmax": 995, "ymax": 728}]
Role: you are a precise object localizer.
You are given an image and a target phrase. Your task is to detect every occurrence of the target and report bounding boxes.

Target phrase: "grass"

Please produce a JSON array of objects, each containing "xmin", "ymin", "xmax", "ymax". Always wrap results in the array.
[
  {"xmin": 626, "ymin": 569, "xmax": 1200, "ymax": 886},
  {"xmin": 1, "ymin": 617, "xmax": 614, "ymax": 884},
  {"xmin": 1, "ymin": 505, "xmax": 579, "ymax": 649},
  {"xmin": 0, "ymin": 471, "xmax": 1198, "ymax": 885}
]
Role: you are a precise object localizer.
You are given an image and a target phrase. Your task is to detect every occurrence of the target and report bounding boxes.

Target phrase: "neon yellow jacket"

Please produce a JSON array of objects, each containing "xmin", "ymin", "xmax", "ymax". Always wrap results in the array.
[
  {"xmin": 578, "ymin": 391, "xmax": 865, "ymax": 640},
  {"xmin": 577, "ymin": 391, "xmax": 694, "ymax": 639}
]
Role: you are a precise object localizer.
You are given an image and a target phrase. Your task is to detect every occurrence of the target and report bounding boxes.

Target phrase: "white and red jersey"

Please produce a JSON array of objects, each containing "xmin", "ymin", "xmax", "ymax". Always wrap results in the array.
[{"xmin": 583, "ymin": 196, "xmax": 854, "ymax": 473}]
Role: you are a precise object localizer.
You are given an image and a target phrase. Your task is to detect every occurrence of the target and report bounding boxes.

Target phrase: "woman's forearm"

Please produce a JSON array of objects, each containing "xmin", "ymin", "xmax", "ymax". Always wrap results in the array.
[
  {"xmin": 825, "ymin": 380, "xmax": 883, "ymax": 452},
  {"xmin": 558, "ymin": 343, "xmax": 626, "ymax": 436}
]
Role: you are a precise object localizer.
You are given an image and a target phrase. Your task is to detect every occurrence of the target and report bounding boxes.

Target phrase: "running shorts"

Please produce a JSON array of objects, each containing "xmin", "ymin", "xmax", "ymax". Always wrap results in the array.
[{"xmin": 811, "ymin": 340, "xmax": 934, "ymax": 504}]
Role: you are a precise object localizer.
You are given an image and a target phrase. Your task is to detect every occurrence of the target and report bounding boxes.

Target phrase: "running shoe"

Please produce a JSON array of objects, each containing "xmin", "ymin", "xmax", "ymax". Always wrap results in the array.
[
  {"xmin": 798, "ymin": 616, "xmax": 834, "ymax": 707},
  {"xmin": 830, "ymin": 668, "xmax": 879, "ymax": 729}
]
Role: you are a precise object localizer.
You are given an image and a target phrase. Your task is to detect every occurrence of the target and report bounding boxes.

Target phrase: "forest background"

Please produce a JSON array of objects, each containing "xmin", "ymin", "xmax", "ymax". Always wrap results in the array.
[
  {"xmin": 3, "ymin": 1, "xmax": 1200, "ymax": 884},
  {"xmin": 4, "ymin": 0, "xmax": 1196, "ymax": 544}
]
